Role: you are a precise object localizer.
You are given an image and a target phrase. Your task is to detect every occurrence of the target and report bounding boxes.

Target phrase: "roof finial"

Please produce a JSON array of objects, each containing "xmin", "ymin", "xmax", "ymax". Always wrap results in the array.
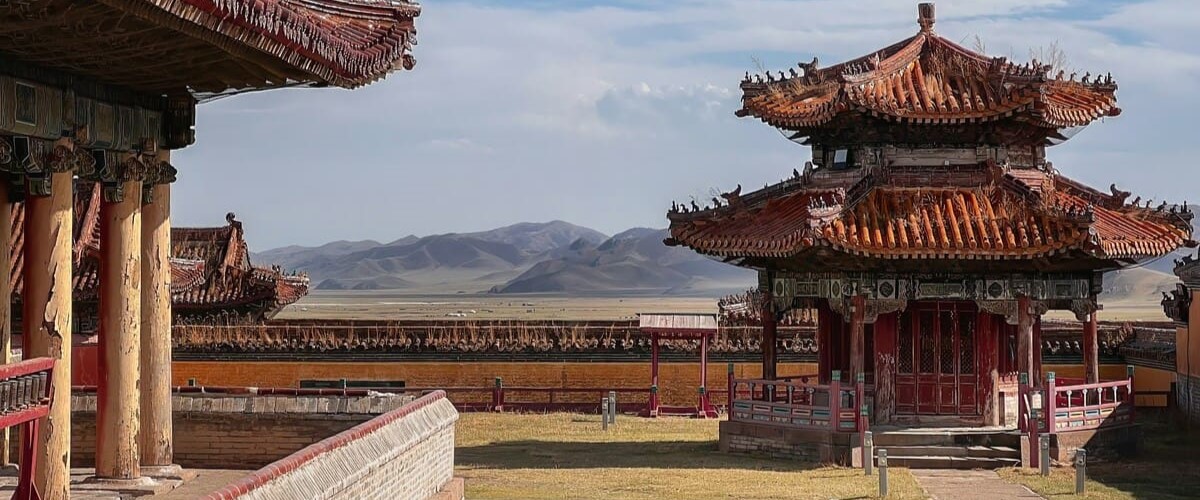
[{"xmin": 918, "ymin": 3, "xmax": 936, "ymax": 32}]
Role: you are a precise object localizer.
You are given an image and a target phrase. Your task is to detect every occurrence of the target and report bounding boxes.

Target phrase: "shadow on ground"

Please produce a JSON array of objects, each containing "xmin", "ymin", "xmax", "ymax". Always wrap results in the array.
[
  {"xmin": 457, "ymin": 439, "xmax": 822, "ymax": 472},
  {"xmin": 1075, "ymin": 411, "xmax": 1200, "ymax": 500}
]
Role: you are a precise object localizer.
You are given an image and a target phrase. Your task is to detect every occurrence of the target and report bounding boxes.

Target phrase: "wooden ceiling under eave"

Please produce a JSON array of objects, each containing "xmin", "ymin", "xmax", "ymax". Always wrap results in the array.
[{"xmin": 0, "ymin": 0, "xmax": 420, "ymax": 95}]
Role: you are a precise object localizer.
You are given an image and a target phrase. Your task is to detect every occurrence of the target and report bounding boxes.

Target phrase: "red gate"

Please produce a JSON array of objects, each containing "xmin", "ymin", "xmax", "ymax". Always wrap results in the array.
[{"xmin": 895, "ymin": 302, "xmax": 979, "ymax": 416}]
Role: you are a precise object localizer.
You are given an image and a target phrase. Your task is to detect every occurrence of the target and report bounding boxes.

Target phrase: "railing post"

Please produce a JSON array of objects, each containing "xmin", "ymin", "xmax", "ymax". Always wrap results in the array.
[
  {"xmin": 1075, "ymin": 448, "xmax": 1087, "ymax": 494},
  {"xmin": 726, "ymin": 362, "xmax": 735, "ymax": 410},
  {"xmin": 878, "ymin": 449, "xmax": 888, "ymax": 497},
  {"xmin": 1046, "ymin": 372, "xmax": 1057, "ymax": 434},
  {"xmin": 1018, "ymin": 372, "xmax": 1029, "ymax": 433},
  {"xmin": 1127, "ymin": 365, "xmax": 1136, "ymax": 425},
  {"xmin": 1040, "ymin": 434, "xmax": 1051, "ymax": 476},
  {"xmin": 856, "ymin": 372, "xmax": 866, "ymax": 429},
  {"xmin": 601, "ymin": 397, "xmax": 609, "ymax": 431},
  {"xmin": 339, "ymin": 378, "xmax": 348, "ymax": 397},
  {"xmin": 493, "ymin": 377, "xmax": 504, "ymax": 412},
  {"xmin": 830, "ymin": 370, "xmax": 842, "ymax": 427},
  {"xmin": 609, "ymin": 390, "xmax": 618, "ymax": 425},
  {"xmin": 863, "ymin": 430, "xmax": 874, "ymax": 476}
]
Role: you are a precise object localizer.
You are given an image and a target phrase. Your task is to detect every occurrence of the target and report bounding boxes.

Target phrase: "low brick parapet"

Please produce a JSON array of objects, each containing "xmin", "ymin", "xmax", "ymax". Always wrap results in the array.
[{"xmin": 205, "ymin": 390, "xmax": 460, "ymax": 500}]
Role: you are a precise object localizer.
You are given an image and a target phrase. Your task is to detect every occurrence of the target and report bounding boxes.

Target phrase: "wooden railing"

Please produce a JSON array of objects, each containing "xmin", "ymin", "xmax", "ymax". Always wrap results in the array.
[
  {"xmin": 727, "ymin": 373, "xmax": 863, "ymax": 432},
  {"xmin": 1, "ymin": 357, "xmax": 56, "ymax": 500},
  {"xmin": 1044, "ymin": 372, "xmax": 1134, "ymax": 432}
]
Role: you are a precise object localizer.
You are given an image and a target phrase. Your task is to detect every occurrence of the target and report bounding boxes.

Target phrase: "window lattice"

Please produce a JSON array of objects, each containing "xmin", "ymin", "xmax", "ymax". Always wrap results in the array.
[
  {"xmin": 919, "ymin": 312, "xmax": 935, "ymax": 374},
  {"xmin": 898, "ymin": 313, "xmax": 913, "ymax": 374},
  {"xmin": 940, "ymin": 312, "xmax": 955, "ymax": 374},
  {"xmin": 959, "ymin": 314, "xmax": 975, "ymax": 374}
]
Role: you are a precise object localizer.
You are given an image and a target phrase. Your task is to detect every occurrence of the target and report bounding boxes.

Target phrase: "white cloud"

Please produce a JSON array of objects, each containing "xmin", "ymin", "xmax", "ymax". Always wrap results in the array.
[{"xmin": 174, "ymin": 0, "xmax": 1200, "ymax": 249}]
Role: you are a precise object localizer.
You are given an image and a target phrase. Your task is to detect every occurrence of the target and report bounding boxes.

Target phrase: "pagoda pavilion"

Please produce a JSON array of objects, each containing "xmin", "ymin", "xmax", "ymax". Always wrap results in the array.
[
  {"xmin": 0, "ymin": 0, "xmax": 418, "ymax": 496},
  {"xmin": 667, "ymin": 4, "xmax": 1193, "ymax": 459}
]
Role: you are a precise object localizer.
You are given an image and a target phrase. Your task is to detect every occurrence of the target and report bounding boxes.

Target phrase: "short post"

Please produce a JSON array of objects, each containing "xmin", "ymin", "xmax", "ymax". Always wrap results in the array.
[
  {"xmin": 1127, "ymin": 365, "xmax": 1137, "ymax": 424},
  {"xmin": 726, "ymin": 362, "xmax": 735, "ymax": 410},
  {"xmin": 601, "ymin": 397, "xmax": 610, "ymax": 431},
  {"xmin": 1075, "ymin": 448, "xmax": 1087, "ymax": 494},
  {"xmin": 187, "ymin": 378, "xmax": 197, "ymax": 387},
  {"xmin": 878, "ymin": 449, "xmax": 888, "ymax": 497},
  {"xmin": 339, "ymin": 378, "xmax": 348, "ymax": 396},
  {"xmin": 1039, "ymin": 434, "xmax": 1051, "ymax": 476},
  {"xmin": 863, "ymin": 431, "xmax": 874, "ymax": 476},
  {"xmin": 493, "ymin": 377, "xmax": 504, "ymax": 412},
  {"xmin": 649, "ymin": 385, "xmax": 659, "ymax": 417},
  {"xmin": 609, "ymin": 390, "xmax": 618, "ymax": 425}
]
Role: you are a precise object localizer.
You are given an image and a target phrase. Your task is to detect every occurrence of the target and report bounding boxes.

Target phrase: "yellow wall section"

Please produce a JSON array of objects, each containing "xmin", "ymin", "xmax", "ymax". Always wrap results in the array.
[
  {"xmin": 174, "ymin": 361, "xmax": 819, "ymax": 407},
  {"xmin": 175, "ymin": 361, "xmax": 1170, "ymax": 408},
  {"xmin": 1183, "ymin": 293, "xmax": 1200, "ymax": 378}
]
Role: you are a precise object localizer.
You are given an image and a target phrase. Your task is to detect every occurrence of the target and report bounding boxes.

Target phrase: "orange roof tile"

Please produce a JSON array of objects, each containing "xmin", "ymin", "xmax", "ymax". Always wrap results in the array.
[
  {"xmin": 668, "ymin": 169, "xmax": 1192, "ymax": 263},
  {"xmin": 738, "ymin": 13, "xmax": 1119, "ymax": 131}
]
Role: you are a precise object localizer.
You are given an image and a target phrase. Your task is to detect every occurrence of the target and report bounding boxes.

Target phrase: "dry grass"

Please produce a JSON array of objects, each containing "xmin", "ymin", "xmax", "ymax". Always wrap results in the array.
[
  {"xmin": 997, "ymin": 415, "xmax": 1200, "ymax": 500},
  {"xmin": 455, "ymin": 412, "xmax": 925, "ymax": 500}
]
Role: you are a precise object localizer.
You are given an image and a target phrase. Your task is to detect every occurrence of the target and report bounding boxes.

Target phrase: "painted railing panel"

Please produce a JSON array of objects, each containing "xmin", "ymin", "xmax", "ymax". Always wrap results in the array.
[
  {"xmin": 1045, "ymin": 372, "xmax": 1134, "ymax": 432},
  {"xmin": 728, "ymin": 375, "xmax": 862, "ymax": 432}
]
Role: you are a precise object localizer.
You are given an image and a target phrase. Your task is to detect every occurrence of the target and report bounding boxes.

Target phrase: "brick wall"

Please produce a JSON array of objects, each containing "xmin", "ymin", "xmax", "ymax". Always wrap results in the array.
[
  {"xmin": 174, "ymin": 360, "xmax": 817, "ymax": 407},
  {"xmin": 206, "ymin": 391, "xmax": 460, "ymax": 500},
  {"xmin": 69, "ymin": 391, "xmax": 416, "ymax": 470}
]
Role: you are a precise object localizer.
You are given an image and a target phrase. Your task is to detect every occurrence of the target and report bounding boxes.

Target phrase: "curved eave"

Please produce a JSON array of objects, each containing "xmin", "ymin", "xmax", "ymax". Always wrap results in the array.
[{"xmin": 102, "ymin": 0, "xmax": 421, "ymax": 89}]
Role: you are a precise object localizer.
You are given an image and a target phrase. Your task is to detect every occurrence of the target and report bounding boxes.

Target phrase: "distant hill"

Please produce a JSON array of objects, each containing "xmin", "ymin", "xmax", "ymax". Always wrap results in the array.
[
  {"xmin": 490, "ymin": 228, "xmax": 755, "ymax": 295},
  {"xmin": 256, "ymin": 221, "xmax": 610, "ymax": 292}
]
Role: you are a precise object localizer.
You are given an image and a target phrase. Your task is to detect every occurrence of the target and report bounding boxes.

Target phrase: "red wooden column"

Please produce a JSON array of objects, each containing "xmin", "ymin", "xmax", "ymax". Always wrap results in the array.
[
  {"xmin": 648, "ymin": 332, "xmax": 660, "ymax": 415},
  {"xmin": 141, "ymin": 161, "xmax": 176, "ymax": 474},
  {"xmin": 0, "ymin": 186, "xmax": 12, "ymax": 467},
  {"xmin": 761, "ymin": 296, "xmax": 777, "ymax": 381},
  {"xmin": 1083, "ymin": 309, "xmax": 1099, "ymax": 384},
  {"xmin": 1017, "ymin": 296, "xmax": 1035, "ymax": 387},
  {"xmin": 23, "ymin": 166, "xmax": 74, "ymax": 500},
  {"xmin": 849, "ymin": 295, "xmax": 866, "ymax": 383},
  {"xmin": 97, "ymin": 173, "xmax": 143, "ymax": 480}
]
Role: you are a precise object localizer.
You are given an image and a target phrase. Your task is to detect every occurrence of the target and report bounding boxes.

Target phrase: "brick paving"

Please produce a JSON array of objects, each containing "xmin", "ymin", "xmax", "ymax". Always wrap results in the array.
[{"xmin": 912, "ymin": 469, "xmax": 1043, "ymax": 500}]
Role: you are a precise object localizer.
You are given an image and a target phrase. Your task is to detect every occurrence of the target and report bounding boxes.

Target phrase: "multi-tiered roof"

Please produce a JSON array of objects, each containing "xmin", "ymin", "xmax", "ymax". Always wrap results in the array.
[
  {"xmin": 667, "ymin": 4, "xmax": 1193, "ymax": 272},
  {"xmin": 8, "ymin": 184, "xmax": 308, "ymax": 323}
]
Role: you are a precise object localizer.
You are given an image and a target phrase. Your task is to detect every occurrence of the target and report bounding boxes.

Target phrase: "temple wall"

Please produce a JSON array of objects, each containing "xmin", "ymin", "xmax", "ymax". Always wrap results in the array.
[
  {"xmin": 67, "ymin": 391, "xmax": 417, "ymax": 470},
  {"xmin": 173, "ymin": 361, "xmax": 818, "ymax": 408},
  {"xmin": 204, "ymin": 392, "xmax": 460, "ymax": 500}
]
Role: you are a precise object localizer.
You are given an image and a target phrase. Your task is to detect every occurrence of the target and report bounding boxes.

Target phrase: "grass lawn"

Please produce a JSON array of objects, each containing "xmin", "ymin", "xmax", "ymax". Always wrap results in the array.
[
  {"xmin": 997, "ymin": 413, "xmax": 1200, "ymax": 499},
  {"xmin": 455, "ymin": 412, "xmax": 925, "ymax": 500}
]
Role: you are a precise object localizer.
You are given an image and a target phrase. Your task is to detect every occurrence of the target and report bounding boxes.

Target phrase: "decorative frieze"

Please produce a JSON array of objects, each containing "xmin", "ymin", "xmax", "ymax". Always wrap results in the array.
[
  {"xmin": 767, "ymin": 271, "xmax": 1093, "ymax": 308},
  {"xmin": 975, "ymin": 299, "xmax": 1049, "ymax": 325}
]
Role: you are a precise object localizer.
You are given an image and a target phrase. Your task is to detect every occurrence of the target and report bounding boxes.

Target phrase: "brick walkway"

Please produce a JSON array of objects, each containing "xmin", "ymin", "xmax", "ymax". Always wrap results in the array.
[{"xmin": 911, "ymin": 469, "xmax": 1043, "ymax": 500}]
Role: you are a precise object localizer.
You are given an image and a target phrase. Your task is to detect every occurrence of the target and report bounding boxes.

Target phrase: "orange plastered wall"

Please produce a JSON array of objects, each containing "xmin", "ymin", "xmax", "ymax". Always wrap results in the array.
[
  {"xmin": 1184, "ymin": 293, "xmax": 1200, "ymax": 378},
  {"xmin": 173, "ymin": 361, "xmax": 818, "ymax": 407}
]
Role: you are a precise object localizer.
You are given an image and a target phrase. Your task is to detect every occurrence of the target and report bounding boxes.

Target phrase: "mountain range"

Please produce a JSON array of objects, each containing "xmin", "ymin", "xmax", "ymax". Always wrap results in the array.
[
  {"xmin": 252, "ymin": 221, "xmax": 756, "ymax": 295},
  {"xmin": 254, "ymin": 210, "xmax": 1199, "ymax": 300}
]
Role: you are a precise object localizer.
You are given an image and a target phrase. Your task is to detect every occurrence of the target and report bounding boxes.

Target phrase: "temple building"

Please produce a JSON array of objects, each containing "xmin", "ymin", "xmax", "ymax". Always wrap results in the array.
[
  {"xmin": 0, "ymin": 0, "xmax": 418, "ymax": 496},
  {"xmin": 666, "ymin": 4, "xmax": 1193, "ymax": 461},
  {"xmin": 8, "ymin": 183, "xmax": 309, "ymax": 332}
]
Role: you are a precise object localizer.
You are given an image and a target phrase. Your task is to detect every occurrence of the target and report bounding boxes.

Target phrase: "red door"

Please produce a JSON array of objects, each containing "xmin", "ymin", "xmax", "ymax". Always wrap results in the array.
[{"xmin": 895, "ymin": 302, "xmax": 979, "ymax": 416}]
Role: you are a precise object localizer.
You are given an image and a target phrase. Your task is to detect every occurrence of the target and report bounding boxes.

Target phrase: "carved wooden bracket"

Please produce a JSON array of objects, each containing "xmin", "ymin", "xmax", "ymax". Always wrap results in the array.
[
  {"xmin": 1068, "ymin": 298, "xmax": 1099, "ymax": 322},
  {"xmin": 830, "ymin": 297, "xmax": 907, "ymax": 324},
  {"xmin": 100, "ymin": 154, "xmax": 147, "ymax": 203},
  {"xmin": 976, "ymin": 299, "xmax": 1048, "ymax": 325}
]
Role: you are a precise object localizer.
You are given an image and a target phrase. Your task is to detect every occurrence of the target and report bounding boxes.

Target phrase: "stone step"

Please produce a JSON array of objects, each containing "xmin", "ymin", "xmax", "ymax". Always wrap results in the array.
[
  {"xmin": 873, "ymin": 431, "xmax": 1021, "ymax": 448},
  {"xmin": 882, "ymin": 455, "xmax": 1021, "ymax": 470},
  {"xmin": 880, "ymin": 445, "xmax": 1019, "ymax": 459}
]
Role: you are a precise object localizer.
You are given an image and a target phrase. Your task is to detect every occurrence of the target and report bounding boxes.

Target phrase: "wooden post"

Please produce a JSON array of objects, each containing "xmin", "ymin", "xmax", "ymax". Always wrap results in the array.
[
  {"xmin": 762, "ymin": 297, "xmax": 777, "ymax": 381},
  {"xmin": 22, "ymin": 170, "xmax": 73, "ymax": 499},
  {"xmin": 0, "ymin": 186, "xmax": 11, "ymax": 467},
  {"xmin": 850, "ymin": 295, "xmax": 866, "ymax": 383},
  {"xmin": 1018, "ymin": 296, "xmax": 1035, "ymax": 388},
  {"xmin": 140, "ymin": 178, "xmax": 174, "ymax": 471},
  {"xmin": 649, "ymin": 332, "xmax": 660, "ymax": 415},
  {"xmin": 97, "ymin": 179, "xmax": 143, "ymax": 480},
  {"xmin": 1083, "ymin": 309, "xmax": 1099, "ymax": 384}
]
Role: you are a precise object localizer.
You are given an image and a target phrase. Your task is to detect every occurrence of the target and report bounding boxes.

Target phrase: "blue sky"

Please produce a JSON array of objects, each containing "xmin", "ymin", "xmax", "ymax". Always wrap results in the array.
[{"xmin": 173, "ymin": 0, "xmax": 1200, "ymax": 250}]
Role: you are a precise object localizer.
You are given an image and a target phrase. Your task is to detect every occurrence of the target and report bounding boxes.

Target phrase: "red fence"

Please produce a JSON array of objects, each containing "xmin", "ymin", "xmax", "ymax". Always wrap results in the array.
[
  {"xmin": 727, "ymin": 372, "xmax": 864, "ymax": 432},
  {"xmin": 1020, "ymin": 370, "xmax": 1135, "ymax": 434}
]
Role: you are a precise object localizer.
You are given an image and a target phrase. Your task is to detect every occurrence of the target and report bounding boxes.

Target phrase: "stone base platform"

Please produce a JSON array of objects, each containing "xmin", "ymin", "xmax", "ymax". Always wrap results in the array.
[
  {"xmin": 718, "ymin": 420, "xmax": 855, "ymax": 464},
  {"xmin": 1046, "ymin": 424, "xmax": 1142, "ymax": 463},
  {"xmin": 0, "ymin": 468, "xmax": 246, "ymax": 499}
]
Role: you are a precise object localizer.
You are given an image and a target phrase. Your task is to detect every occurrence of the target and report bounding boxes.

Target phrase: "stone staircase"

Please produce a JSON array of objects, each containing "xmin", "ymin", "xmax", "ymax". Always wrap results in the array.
[{"xmin": 873, "ymin": 429, "xmax": 1021, "ymax": 469}]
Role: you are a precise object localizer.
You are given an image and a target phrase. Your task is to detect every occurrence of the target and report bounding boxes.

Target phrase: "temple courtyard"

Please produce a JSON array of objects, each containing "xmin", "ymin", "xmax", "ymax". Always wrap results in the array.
[{"xmin": 454, "ymin": 412, "xmax": 1199, "ymax": 500}]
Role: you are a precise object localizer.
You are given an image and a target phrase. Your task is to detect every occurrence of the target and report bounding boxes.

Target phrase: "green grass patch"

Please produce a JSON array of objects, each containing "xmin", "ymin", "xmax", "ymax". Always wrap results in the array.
[{"xmin": 455, "ymin": 412, "xmax": 925, "ymax": 500}]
